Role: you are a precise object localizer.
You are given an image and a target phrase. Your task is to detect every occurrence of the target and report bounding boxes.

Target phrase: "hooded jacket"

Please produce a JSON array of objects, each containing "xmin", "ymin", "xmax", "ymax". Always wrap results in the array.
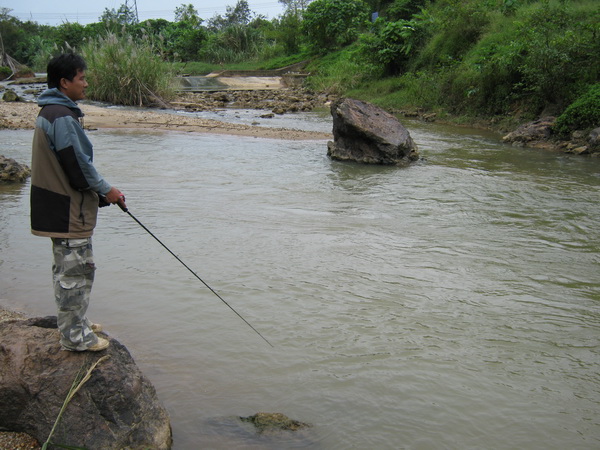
[{"xmin": 30, "ymin": 88, "xmax": 112, "ymax": 238}]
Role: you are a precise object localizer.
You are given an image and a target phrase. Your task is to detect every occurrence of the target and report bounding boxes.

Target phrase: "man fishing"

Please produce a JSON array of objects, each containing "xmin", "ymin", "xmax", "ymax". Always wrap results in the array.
[{"xmin": 30, "ymin": 53, "xmax": 126, "ymax": 352}]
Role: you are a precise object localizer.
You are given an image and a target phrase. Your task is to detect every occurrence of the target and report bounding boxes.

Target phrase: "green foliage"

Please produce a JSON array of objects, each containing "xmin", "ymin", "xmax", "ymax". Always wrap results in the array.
[
  {"xmin": 384, "ymin": 0, "xmax": 428, "ymax": 20},
  {"xmin": 302, "ymin": 0, "xmax": 370, "ymax": 51},
  {"xmin": 347, "ymin": 69, "xmax": 444, "ymax": 111},
  {"xmin": 256, "ymin": 51, "xmax": 311, "ymax": 70},
  {"xmin": 81, "ymin": 33, "xmax": 175, "ymax": 106},
  {"xmin": 171, "ymin": 61, "xmax": 218, "ymax": 75},
  {"xmin": 2, "ymin": 0, "xmax": 598, "ymax": 130},
  {"xmin": 305, "ymin": 45, "xmax": 377, "ymax": 94},
  {"xmin": 555, "ymin": 84, "xmax": 600, "ymax": 136},
  {"xmin": 343, "ymin": 0, "xmax": 599, "ymax": 124},
  {"xmin": 412, "ymin": 0, "xmax": 491, "ymax": 70},
  {"xmin": 99, "ymin": 4, "xmax": 138, "ymax": 26},
  {"xmin": 445, "ymin": 0, "xmax": 600, "ymax": 115},
  {"xmin": 200, "ymin": 24, "xmax": 269, "ymax": 63},
  {"xmin": 207, "ymin": 0, "xmax": 254, "ymax": 31},
  {"xmin": 272, "ymin": 12, "xmax": 304, "ymax": 54},
  {"xmin": 278, "ymin": 0, "xmax": 314, "ymax": 15},
  {"xmin": 28, "ymin": 36, "xmax": 57, "ymax": 72},
  {"xmin": 0, "ymin": 66, "xmax": 12, "ymax": 80},
  {"xmin": 359, "ymin": 10, "xmax": 431, "ymax": 75},
  {"xmin": 512, "ymin": 1, "xmax": 600, "ymax": 106},
  {"xmin": 174, "ymin": 3, "xmax": 202, "ymax": 26},
  {"xmin": 53, "ymin": 22, "xmax": 87, "ymax": 49},
  {"xmin": 163, "ymin": 22, "xmax": 207, "ymax": 61}
]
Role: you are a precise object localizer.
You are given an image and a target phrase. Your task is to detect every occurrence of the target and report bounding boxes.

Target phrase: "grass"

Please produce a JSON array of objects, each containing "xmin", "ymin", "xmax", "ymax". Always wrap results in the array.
[
  {"xmin": 42, "ymin": 355, "xmax": 109, "ymax": 450},
  {"xmin": 82, "ymin": 33, "xmax": 175, "ymax": 107}
]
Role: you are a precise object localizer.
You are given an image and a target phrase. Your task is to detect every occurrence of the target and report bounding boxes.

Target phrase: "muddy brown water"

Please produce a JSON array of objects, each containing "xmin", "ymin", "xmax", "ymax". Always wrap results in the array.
[{"xmin": 1, "ymin": 111, "xmax": 599, "ymax": 449}]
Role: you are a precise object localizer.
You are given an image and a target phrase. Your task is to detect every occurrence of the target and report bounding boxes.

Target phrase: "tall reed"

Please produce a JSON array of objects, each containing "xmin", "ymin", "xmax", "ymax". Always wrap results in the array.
[
  {"xmin": 42, "ymin": 355, "xmax": 109, "ymax": 450},
  {"xmin": 81, "ymin": 32, "xmax": 175, "ymax": 107}
]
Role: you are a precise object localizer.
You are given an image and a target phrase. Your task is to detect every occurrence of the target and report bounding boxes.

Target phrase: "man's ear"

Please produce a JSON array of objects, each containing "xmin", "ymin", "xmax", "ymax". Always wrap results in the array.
[{"xmin": 59, "ymin": 78, "xmax": 68, "ymax": 91}]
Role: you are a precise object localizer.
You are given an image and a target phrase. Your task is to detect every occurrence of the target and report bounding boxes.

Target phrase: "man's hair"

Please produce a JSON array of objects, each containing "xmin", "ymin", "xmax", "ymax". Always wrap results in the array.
[{"xmin": 47, "ymin": 53, "xmax": 87, "ymax": 89}]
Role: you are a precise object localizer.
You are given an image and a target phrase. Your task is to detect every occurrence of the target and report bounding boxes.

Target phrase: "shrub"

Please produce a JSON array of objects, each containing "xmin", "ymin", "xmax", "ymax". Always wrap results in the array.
[
  {"xmin": 302, "ymin": 0, "xmax": 370, "ymax": 51},
  {"xmin": 384, "ymin": 0, "xmax": 428, "ymax": 21},
  {"xmin": 0, "ymin": 66, "xmax": 12, "ymax": 80},
  {"xmin": 512, "ymin": 2, "xmax": 597, "ymax": 108},
  {"xmin": 81, "ymin": 32, "xmax": 175, "ymax": 106},
  {"xmin": 411, "ymin": 0, "xmax": 491, "ymax": 70},
  {"xmin": 305, "ymin": 46, "xmax": 377, "ymax": 94},
  {"xmin": 199, "ymin": 24, "xmax": 268, "ymax": 63},
  {"xmin": 554, "ymin": 84, "xmax": 600, "ymax": 137},
  {"xmin": 359, "ymin": 15, "xmax": 429, "ymax": 76}
]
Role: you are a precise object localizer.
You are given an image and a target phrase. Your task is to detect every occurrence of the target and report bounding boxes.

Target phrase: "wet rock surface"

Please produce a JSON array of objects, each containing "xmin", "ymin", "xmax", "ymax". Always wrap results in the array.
[{"xmin": 240, "ymin": 412, "xmax": 311, "ymax": 434}]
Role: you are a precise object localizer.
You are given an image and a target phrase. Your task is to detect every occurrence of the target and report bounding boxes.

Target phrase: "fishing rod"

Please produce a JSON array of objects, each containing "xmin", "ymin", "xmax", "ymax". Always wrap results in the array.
[{"xmin": 117, "ymin": 202, "xmax": 274, "ymax": 347}]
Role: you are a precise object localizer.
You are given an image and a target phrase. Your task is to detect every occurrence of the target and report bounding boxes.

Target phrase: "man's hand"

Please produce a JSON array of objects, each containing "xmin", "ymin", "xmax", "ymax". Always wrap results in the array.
[{"xmin": 104, "ymin": 186, "xmax": 127, "ymax": 209}]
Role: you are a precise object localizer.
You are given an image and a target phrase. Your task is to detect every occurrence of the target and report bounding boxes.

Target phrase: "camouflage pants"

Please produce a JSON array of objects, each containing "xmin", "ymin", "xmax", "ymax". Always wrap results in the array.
[{"xmin": 52, "ymin": 237, "xmax": 99, "ymax": 351}]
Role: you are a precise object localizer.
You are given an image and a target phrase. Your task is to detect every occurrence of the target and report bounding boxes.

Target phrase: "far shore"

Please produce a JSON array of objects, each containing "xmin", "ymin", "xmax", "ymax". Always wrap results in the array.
[{"xmin": 0, "ymin": 100, "xmax": 332, "ymax": 141}]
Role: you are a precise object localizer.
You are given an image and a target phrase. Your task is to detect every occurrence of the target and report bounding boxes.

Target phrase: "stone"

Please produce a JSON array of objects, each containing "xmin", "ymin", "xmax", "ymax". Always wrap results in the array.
[
  {"xmin": 502, "ymin": 117, "xmax": 556, "ymax": 145},
  {"xmin": 327, "ymin": 98, "xmax": 419, "ymax": 165},
  {"xmin": 572, "ymin": 146, "xmax": 590, "ymax": 155},
  {"xmin": 0, "ymin": 316, "xmax": 172, "ymax": 449},
  {"xmin": 240, "ymin": 412, "xmax": 310, "ymax": 434},
  {"xmin": 2, "ymin": 89, "xmax": 20, "ymax": 102},
  {"xmin": 588, "ymin": 127, "xmax": 600, "ymax": 149},
  {"xmin": 0, "ymin": 155, "xmax": 31, "ymax": 183}
]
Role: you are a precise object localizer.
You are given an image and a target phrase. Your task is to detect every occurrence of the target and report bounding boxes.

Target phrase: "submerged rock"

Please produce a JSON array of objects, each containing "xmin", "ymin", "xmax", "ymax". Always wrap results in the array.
[
  {"xmin": 327, "ymin": 98, "xmax": 419, "ymax": 165},
  {"xmin": 0, "ymin": 316, "xmax": 172, "ymax": 449},
  {"xmin": 240, "ymin": 412, "xmax": 310, "ymax": 434}
]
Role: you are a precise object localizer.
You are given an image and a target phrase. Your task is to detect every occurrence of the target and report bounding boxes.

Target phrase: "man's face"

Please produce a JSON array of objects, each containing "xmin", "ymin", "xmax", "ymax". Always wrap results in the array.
[{"xmin": 60, "ymin": 69, "xmax": 88, "ymax": 102}]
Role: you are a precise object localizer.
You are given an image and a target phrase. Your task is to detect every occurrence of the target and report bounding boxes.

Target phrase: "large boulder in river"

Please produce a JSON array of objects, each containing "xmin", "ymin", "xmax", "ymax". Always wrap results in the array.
[
  {"xmin": 0, "ymin": 316, "xmax": 172, "ymax": 449},
  {"xmin": 327, "ymin": 98, "xmax": 419, "ymax": 165}
]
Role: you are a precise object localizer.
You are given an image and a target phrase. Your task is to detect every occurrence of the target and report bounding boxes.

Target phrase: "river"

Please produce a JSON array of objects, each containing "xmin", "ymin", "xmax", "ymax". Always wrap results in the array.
[{"xmin": 1, "ymin": 109, "xmax": 599, "ymax": 449}]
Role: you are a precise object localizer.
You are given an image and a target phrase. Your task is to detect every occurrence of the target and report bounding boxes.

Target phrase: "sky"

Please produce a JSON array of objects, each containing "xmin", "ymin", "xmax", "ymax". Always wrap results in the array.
[{"xmin": 1, "ymin": 1, "xmax": 286, "ymax": 26}]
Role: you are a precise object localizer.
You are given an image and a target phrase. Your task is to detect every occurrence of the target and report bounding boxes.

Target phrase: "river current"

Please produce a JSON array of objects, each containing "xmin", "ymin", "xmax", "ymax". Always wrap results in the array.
[{"xmin": 1, "ymin": 109, "xmax": 599, "ymax": 449}]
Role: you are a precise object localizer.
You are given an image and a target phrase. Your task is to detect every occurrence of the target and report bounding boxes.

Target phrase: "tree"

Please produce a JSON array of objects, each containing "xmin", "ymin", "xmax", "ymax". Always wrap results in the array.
[
  {"xmin": 99, "ymin": 3, "xmax": 137, "ymax": 26},
  {"xmin": 273, "ymin": 12, "xmax": 303, "ymax": 54},
  {"xmin": 54, "ymin": 22, "xmax": 86, "ymax": 49},
  {"xmin": 302, "ymin": 0, "xmax": 370, "ymax": 51},
  {"xmin": 278, "ymin": 0, "xmax": 314, "ymax": 15},
  {"xmin": 208, "ymin": 0, "xmax": 254, "ymax": 31},
  {"xmin": 174, "ymin": 3, "xmax": 202, "ymax": 27}
]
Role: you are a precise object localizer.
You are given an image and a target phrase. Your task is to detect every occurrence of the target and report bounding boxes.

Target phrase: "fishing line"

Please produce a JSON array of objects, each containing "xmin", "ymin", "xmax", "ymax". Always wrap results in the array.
[{"xmin": 118, "ymin": 203, "xmax": 274, "ymax": 347}]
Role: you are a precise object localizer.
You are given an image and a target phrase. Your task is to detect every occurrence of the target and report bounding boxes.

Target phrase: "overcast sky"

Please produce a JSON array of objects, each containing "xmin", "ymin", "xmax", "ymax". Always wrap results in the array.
[{"xmin": 2, "ymin": 1, "xmax": 285, "ymax": 26}]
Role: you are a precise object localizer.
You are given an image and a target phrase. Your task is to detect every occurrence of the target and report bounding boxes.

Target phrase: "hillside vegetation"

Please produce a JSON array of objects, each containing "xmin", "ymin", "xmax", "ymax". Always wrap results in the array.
[
  {"xmin": 1, "ymin": 0, "xmax": 598, "ymax": 134},
  {"xmin": 304, "ymin": 0, "xmax": 599, "ymax": 132}
]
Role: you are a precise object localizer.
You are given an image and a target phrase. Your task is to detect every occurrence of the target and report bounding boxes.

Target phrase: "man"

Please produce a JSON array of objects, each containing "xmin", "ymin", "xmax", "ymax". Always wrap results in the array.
[{"xmin": 30, "ymin": 53, "xmax": 126, "ymax": 352}]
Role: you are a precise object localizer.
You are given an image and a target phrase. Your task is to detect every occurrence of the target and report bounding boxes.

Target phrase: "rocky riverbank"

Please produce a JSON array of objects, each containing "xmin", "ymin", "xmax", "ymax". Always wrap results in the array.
[
  {"xmin": 0, "ymin": 89, "xmax": 333, "ymax": 140},
  {"xmin": 1, "ymin": 77, "xmax": 598, "ymax": 155}
]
